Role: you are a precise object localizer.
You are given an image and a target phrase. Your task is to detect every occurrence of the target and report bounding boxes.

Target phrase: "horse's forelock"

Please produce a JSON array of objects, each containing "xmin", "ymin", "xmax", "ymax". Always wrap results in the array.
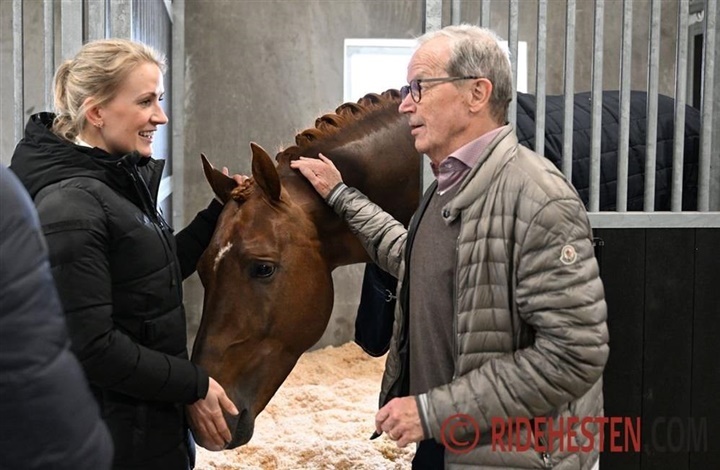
[{"xmin": 231, "ymin": 178, "xmax": 256, "ymax": 202}]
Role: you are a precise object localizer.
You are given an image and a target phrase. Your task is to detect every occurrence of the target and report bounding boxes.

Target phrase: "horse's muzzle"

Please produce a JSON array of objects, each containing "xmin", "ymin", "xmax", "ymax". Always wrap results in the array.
[{"xmin": 225, "ymin": 407, "xmax": 254, "ymax": 448}]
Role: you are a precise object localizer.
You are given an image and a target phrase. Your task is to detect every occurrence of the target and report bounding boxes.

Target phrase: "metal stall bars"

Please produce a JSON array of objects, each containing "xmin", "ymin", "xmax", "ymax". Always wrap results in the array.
[
  {"xmin": 563, "ymin": 0, "xmax": 576, "ymax": 181},
  {"xmin": 6, "ymin": 0, "xmax": 177, "ymax": 223},
  {"xmin": 589, "ymin": 0, "xmax": 718, "ymax": 226},
  {"xmin": 616, "ymin": 0, "xmax": 633, "ymax": 211},
  {"xmin": 643, "ymin": 0, "xmax": 662, "ymax": 213},
  {"xmin": 131, "ymin": 0, "xmax": 174, "ymax": 221},
  {"xmin": 9, "ymin": 0, "xmax": 88, "ymax": 146},
  {"xmin": 11, "ymin": 0, "xmax": 22, "ymax": 147},
  {"xmin": 534, "ymin": 0, "xmax": 547, "ymax": 158},
  {"xmin": 422, "ymin": 0, "xmax": 719, "ymax": 222},
  {"xmin": 698, "ymin": 0, "xmax": 717, "ymax": 212}
]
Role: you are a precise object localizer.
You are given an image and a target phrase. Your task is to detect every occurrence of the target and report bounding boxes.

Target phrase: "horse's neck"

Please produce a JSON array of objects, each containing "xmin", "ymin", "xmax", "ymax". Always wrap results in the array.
[
  {"xmin": 273, "ymin": 168, "xmax": 363, "ymax": 268},
  {"xmin": 329, "ymin": 115, "xmax": 419, "ymax": 224},
  {"xmin": 279, "ymin": 115, "xmax": 420, "ymax": 269}
]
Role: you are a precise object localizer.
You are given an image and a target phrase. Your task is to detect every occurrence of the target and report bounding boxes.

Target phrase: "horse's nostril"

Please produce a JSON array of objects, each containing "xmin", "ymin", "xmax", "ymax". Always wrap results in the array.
[
  {"xmin": 238, "ymin": 408, "xmax": 251, "ymax": 430},
  {"xmin": 226, "ymin": 407, "xmax": 250, "ymax": 434},
  {"xmin": 226, "ymin": 407, "xmax": 244, "ymax": 427},
  {"xmin": 226, "ymin": 408, "xmax": 254, "ymax": 448}
]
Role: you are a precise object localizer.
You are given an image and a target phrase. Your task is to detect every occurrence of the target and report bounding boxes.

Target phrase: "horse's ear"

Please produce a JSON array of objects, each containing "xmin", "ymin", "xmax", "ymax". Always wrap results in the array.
[
  {"xmin": 250, "ymin": 142, "xmax": 281, "ymax": 202},
  {"xmin": 201, "ymin": 153, "xmax": 237, "ymax": 203}
]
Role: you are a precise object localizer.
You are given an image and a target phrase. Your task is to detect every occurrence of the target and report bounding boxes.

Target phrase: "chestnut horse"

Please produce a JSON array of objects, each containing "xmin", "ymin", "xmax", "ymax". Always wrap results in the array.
[{"xmin": 193, "ymin": 90, "xmax": 421, "ymax": 448}]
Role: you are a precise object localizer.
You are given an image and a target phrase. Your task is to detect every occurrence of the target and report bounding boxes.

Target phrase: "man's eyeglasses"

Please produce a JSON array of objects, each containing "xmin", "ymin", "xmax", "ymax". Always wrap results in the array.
[{"xmin": 400, "ymin": 76, "xmax": 480, "ymax": 103}]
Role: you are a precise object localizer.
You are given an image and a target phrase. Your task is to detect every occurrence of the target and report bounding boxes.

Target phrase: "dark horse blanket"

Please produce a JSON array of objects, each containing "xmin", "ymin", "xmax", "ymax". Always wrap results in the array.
[
  {"xmin": 356, "ymin": 90, "xmax": 701, "ymax": 356},
  {"xmin": 515, "ymin": 90, "xmax": 700, "ymax": 211}
]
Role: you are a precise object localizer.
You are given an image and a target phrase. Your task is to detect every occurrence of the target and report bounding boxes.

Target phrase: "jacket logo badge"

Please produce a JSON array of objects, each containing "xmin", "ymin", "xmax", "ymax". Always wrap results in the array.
[{"xmin": 560, "ymin": 244, "xmax": 578, "ymax": 265}]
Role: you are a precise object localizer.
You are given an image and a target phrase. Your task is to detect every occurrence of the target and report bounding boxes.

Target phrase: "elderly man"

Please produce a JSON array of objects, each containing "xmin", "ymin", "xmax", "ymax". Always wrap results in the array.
[{"xmin": 292, "ymin": 25, "xmax": 608, "ymax": 470}]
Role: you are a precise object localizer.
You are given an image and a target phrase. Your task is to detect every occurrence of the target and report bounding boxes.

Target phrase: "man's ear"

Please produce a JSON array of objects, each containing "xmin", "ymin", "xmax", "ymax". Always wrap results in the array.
[{"xmin": 469, "ymin": 78, "xmax": 493, "ymax": 113}]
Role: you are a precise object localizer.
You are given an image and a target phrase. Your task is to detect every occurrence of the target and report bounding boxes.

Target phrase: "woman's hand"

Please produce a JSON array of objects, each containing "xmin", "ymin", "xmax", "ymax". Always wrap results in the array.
[
  {"xmin": 211, "ymin": 166, "xmax": 248, "ymax": 204},
  {"xmin": 187, "ymin": 377, "xmax": 239, "ymax": 451},
  {"xmin": 221, "ymin": 166, "xmax": 247, "ymax": 186}
]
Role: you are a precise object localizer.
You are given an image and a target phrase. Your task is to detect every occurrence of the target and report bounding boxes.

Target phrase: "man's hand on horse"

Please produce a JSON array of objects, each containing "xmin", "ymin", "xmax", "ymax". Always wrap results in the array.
[
  {"xmin": 375, "ymin": 396, "xmax": 425, "ymax": 448},
  {"xmin": 186, "ymin": 377, "xmax": 239, "ymax": 451},
  {"xmin": 290, "ymin": 153, "xmax": 343, "ymax": 199}
]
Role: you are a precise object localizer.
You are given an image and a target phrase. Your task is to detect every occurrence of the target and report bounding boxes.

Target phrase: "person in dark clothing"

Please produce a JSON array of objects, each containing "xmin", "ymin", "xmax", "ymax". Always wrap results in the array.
[
  {"xmin": 9, "ymin": 38, "xmax": 240, "ymax": 469},
  {"xmin": 0, "ymin": 164, "xmax": 114, "ymax": 470}
]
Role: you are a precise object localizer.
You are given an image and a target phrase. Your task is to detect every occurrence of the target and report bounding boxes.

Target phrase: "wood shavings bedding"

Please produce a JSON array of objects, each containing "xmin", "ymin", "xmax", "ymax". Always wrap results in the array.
[{"xmin": 195, "ymin": 342, "xmax": 413, "ymax": 469}]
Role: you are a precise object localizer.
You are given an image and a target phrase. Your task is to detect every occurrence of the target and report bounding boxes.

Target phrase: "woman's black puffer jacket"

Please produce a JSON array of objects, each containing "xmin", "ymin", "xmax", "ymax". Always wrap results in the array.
[{"xmin": 10, "ymin": 112, "xmax": 221, "ymax": 469}]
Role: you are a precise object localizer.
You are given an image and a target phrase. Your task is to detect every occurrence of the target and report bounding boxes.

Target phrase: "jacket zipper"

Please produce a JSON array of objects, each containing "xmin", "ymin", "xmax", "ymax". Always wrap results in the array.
[
  {"xmin": 539, "ymin": 438, "xmax": 552, "ymax": 468},
  {"xmin": 119, "ymin": 162, "xmax": 182, "ymax": 299},
  {"xmin": 451, "ymin": 219, "xmax": 460, "ymax": 379},
  {"xmin": 532, "ymin": 418, "xmax": 553, "ymax": 468}
]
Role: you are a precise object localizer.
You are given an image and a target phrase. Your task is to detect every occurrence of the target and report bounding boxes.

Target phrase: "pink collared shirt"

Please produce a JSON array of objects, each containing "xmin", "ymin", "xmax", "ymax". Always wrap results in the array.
[{"xmin": 432, "ymin": 125, "xmax": 508, "ymax": 194}]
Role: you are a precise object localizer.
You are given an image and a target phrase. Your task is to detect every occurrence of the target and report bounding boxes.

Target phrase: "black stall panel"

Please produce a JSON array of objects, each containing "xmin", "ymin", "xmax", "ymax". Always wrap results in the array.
[{"xmin": 596, "ymin": 228, "xmax": 720, "ymax": 470}]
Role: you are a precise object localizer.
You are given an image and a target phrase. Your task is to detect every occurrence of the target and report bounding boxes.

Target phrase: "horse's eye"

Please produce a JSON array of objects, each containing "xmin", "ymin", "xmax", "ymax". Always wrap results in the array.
[{"xmin": 250, "ymin": 262, "xmax": 275, "ymax": 279}]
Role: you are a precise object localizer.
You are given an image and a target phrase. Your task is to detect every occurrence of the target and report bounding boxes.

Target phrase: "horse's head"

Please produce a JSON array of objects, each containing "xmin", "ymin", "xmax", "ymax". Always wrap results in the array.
[
  {"xmin": 193, "ymin": 143, "xmax": 335, "ymax": 447},
  {"xmin": 192, "ymin": 91, "xmax": 420, "ymax": 449}
]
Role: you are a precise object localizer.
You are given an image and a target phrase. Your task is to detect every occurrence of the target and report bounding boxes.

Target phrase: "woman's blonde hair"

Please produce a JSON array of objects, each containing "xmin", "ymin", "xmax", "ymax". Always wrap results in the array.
[{"xmin": 52, "ymin": 38, "xmax": 166, "ymax": 142}]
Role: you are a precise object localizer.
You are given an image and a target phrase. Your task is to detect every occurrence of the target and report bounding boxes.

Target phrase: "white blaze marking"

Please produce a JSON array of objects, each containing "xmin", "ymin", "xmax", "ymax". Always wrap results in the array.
[{"xmin": 214, "ymin": 242, "xmax": 233, "ymax": 272}]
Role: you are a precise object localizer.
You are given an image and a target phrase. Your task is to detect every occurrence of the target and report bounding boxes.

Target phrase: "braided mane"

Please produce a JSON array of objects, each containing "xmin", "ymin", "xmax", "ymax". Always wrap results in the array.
[
  {"xmin": 232, "ymin": 89, "xmax": 402, "ymax": 202},
  {"xmin": 276, "ymin": 89, "xmax": 402, "ymax": 162}
]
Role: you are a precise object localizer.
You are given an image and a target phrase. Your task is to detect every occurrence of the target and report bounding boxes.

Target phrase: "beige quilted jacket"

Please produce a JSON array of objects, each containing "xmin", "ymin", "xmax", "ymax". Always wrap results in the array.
[{"xmin": 329, "ymin": 126, "xmax": 609, "ymax": 469}]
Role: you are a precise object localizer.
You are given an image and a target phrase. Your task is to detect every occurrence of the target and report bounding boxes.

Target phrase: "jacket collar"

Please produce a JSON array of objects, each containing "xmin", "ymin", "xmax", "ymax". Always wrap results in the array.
[
  {"xmin": 10, "ymin": 112, "xmax": 164, "ymax": 201},
  {"xmin": 442, "ymin": 126, "xmax": 518, "ymax": 222}
]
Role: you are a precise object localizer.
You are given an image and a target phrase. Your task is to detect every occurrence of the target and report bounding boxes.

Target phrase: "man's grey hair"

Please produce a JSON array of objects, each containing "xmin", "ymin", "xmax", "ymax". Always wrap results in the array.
[{"xmin": 418, "ymin": 24, "xmax": 513, "ymax": 123}]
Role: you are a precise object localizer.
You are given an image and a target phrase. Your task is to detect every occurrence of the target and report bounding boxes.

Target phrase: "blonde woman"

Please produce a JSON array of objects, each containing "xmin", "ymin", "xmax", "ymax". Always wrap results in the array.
[{"xmin": 10, "ymin": 39, "xmax": 239, "ymax": 469}]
